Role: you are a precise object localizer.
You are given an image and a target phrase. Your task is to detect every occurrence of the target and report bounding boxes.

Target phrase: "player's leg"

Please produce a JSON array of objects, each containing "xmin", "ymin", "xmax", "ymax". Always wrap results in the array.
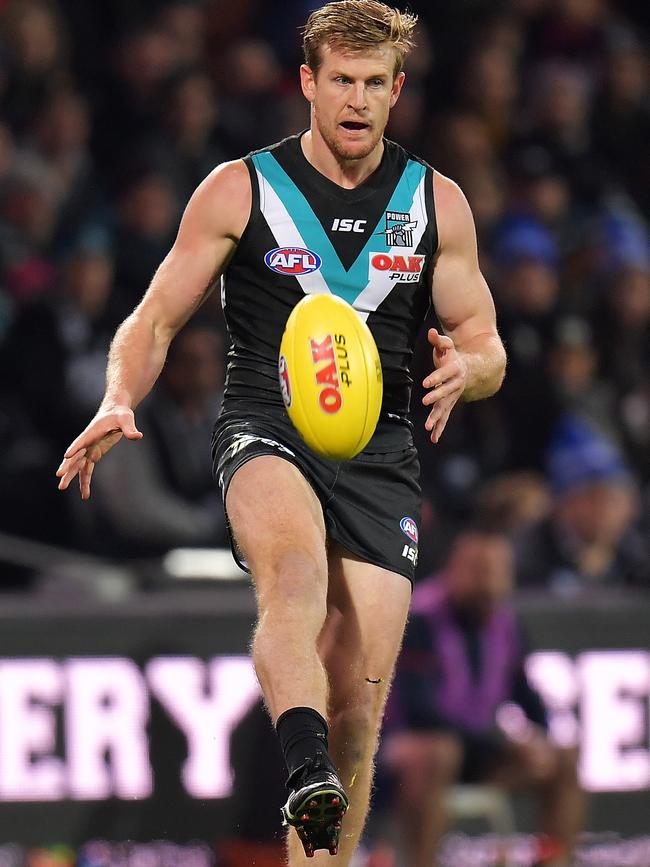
[
  {"xmin": 226, "ymin": 454, "xmax": 349, "ymax": 857},
  {"xmin": 287, "ymin": 544, "xmax": 411, "ymax": 866},
  {"xmin": 225, "ymin": 454, "xmax": 329, "ymax": 720},
  {"xmin": 383, "ymin": 730, "xmax": 464, "ymax": 867}
]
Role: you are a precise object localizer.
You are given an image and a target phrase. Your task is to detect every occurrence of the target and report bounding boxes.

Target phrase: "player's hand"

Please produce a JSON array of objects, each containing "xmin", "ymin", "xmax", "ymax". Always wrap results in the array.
[
  {"xmin": 55, "ymin": 405, "xmax": 143, "ymax": 500},
  {"xmin": 422, "ymin": 328, "xmax": 467, "ymax": 443}
]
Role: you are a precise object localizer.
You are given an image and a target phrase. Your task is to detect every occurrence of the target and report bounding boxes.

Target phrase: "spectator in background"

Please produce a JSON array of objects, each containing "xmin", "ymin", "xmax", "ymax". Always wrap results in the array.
[
  {"xmin": 0, "ymin": 162, "xmax": 58, "ymax": 304},
  {"xmin": 78, "ymin": 321, "xmax": 228, "ymax": 558},
  {"xmin": 109, "ymin": 170, "xmax": 180, "ymax": 326},
  {"xmin": 142, "ymin": 69, "xmax": 227, "ymax": 204},
  {"xmin": 546, "ymin": 316, "xmax": 619, "ymax": 446},
  {"xmin": 519, "ymin": 60, "xmax": 602, "ymax": 205},
  {"xmin": 0, "ymin": 0, "xmax": 71, "ymax": 134},
  {"xmin": 592, "ymin": 34, "xmax": 650, "ymax": 214},
  {"xmin": 593, "ymin": 263, "xmax": 650, "ymax": 482},
  {"xmin": 14, "ymin": 87, "xmax": 100, "ymax": 247},
  {"xmin": 157, "ymin": 1, "xmax": 206, "ymax": 68},
  {"xmin": 474, "ymin": 471, "xmax": 551, "ymax": 536},
  {"xmin": 492, "ymin": 217, "xmax": 562, "ymax": 470},
  {"xmin": 216, "ymin": 37, "xmax": 288, "ymax": 155},
  {"xmin": 0, "ymin": 228, "xmax": 114, "ymax": 447},
  {"xmin": 384, "ymin": 529, "xmax": 585, "ymax": 867},
  {"xmin": 516, "ymin": 416, "xmax": 648, "ymax": 593},
  {"xmin": 94, "ymin": 26, "xmax": 181, "ymax": 175}
]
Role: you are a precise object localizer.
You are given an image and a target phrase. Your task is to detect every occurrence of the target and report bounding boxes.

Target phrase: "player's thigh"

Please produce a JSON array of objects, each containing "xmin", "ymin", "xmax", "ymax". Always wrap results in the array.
[
  {"xmin": 226, "ymin": 455, "xmax": 328, "ymax": 605},
  {"xmin": 319, "ymin": 542, "xmax": 411, "ymax": 716}
]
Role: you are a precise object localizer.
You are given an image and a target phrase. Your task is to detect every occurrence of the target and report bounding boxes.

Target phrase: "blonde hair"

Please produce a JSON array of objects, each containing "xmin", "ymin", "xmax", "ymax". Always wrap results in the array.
[{"xmin": 302, "ymin": 1, "xmax": 418, "ymax": 79}]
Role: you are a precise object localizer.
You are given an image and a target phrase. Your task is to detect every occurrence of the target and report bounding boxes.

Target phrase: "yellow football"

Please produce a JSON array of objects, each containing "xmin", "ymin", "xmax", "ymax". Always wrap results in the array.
[{"xmin": 278, "ymin": 294, "xmax": 383, "ymax": 460}]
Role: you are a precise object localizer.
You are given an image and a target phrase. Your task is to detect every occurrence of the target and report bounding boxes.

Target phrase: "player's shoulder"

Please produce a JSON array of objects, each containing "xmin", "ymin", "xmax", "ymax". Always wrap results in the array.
[
  {"xmin": 431, "ymin": 171, "xmax": 475, "ymax": 247},
  {"xmin": 180, "ymin": 160, "xmax": 252, "ymax": 239},
  {"xmin": 198, "ymin": 158, "xmax": 251, "ymax": 197}
]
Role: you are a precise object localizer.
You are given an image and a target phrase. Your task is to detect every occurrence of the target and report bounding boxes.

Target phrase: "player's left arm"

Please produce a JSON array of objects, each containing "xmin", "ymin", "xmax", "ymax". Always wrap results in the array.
[{"xmin": 422, "ymin": 172, "xmax": 507, "ymax": 442}]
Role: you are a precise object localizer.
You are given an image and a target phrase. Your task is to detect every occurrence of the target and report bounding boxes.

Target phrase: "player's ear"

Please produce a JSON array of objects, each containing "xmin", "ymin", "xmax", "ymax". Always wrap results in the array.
[
  {"xmin": 300, "ymin": 64, "xmax": 316, "ymax": 103},
  {"xmin": 389, "ymin": 71, "xmax": 405, "ymax": 109}
]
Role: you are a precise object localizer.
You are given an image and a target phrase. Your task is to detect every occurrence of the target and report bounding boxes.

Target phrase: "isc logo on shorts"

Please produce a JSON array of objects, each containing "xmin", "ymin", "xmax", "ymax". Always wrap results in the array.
[{"xmin": 265, "ymin": 247, "xmax": 322, "ymax": 275}]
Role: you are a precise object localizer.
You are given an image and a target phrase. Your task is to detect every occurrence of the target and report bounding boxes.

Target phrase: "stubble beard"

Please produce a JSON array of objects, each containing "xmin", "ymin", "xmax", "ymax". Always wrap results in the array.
[{"xmin": 316, "ymin": 112, "xmax": 383, "ymax": 162}]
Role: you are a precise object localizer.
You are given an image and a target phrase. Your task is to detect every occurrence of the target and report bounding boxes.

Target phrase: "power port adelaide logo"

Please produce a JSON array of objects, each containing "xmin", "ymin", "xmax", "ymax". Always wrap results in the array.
[{"xmin": 381, "ymin": 210, "xmax": 417, "ymax": 247}]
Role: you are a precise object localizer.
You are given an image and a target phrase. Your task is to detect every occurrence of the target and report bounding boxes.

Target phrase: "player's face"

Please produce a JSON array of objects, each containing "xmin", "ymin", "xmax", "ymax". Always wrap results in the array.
[{"xmin": 301, "ymin": 44, "xmax": 405, "ymax": 161}]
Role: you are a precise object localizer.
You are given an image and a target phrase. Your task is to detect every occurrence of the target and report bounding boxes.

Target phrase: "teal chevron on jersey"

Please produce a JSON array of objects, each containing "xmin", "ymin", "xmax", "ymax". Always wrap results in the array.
[{"xmin": 252, "ymin": 151, "xmax": 426, "ymax": 306}]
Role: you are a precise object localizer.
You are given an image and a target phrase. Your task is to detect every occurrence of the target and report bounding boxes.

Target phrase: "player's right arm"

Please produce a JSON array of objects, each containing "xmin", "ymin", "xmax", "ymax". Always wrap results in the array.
[{"xmin": 56, "ymin": 160, "xmax": 251, "ymax": 499}]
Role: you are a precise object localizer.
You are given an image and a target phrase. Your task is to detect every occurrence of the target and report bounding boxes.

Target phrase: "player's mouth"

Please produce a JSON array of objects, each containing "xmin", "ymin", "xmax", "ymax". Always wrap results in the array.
[{"xmin": 339, "ymin": 120, "xmax": 370, "ymax": 134}]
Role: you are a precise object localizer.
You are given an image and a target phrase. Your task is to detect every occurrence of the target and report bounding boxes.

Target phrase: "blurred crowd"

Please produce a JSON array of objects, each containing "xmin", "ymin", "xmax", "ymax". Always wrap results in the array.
[{"xmin": 0, "ymin": 0, "xmax": 648, "ymax": 595}]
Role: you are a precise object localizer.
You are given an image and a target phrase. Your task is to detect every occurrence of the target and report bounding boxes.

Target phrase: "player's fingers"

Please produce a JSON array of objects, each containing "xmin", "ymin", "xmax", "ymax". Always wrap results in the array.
[
  {"xmin": 428, "ymin": 327, "xmax": 454, "ymax": 350},
  {"xmin": 56, "ymin": 451, "xmax": 90, "ymax": 488},
  {"xmin": 56, "ymin": 449, "xmax": 87, "ymax": 478},
  {"xmin": 79, "ymin": 458, "xmax": 95, "ymax": 500},
  {"xmin": 63, "ymin": 426, "xmax": 105, "ymax": 459},
  {"xmin": 430, "ymin": 405, "xmax": 452, "ymax": 443},
  {"xmin": 57, "ymin": 469, "xmax": 78, "ymax": 491},
  {"xmin": 422, "ymin": 378, "xmax": 463, "ymax": 406}
]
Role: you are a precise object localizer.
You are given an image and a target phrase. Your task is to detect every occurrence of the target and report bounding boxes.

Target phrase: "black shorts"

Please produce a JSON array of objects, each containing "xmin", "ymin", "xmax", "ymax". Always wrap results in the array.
[{"xmin": 212, "ymin": 405, "xmax": 421, "ymax": 583}]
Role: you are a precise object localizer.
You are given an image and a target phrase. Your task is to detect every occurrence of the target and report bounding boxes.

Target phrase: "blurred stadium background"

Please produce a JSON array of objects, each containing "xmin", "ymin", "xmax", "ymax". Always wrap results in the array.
[{"xmin": 0, "ymin": 0, "xmax": 648, "ymax": 865}]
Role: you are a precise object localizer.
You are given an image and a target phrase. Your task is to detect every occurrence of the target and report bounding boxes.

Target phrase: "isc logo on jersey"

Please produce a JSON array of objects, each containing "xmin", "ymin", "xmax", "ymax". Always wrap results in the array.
[
  {"xmin": 370, "ymin": 253, "xmax": 425, "ymax": 283},
  {"xmin": 265, "ymin": 247, "xmax": 322, "ymax": 276}
]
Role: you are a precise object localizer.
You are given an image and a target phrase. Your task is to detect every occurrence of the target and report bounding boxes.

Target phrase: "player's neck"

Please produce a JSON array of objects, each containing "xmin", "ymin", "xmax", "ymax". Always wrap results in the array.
[{"xmin": 301, "ymin": 129, "xmax": 384, "ymax": 190}]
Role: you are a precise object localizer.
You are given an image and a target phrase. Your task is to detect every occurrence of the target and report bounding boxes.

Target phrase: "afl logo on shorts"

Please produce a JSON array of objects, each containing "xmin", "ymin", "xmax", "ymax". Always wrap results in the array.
[
  {"xmin": 400, "ymin": 516, "xmax": 418, "ymax": 544},
  {"xmin": 265, "ymin": 247, "xmax": 322, "ymax": 276},
  {"xmin": 278, "ymin": 355, "xmax": 292, "ymax": 407}
]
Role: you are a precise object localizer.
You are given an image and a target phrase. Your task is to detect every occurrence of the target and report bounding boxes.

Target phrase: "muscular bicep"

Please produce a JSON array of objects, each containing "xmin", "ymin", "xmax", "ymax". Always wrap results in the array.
[
  {"xmin": 430, "ymin": 172, "xmax": 498, "ymax": 347},
  {"xmin": 136, "ymin": 160, "xmax": 251, "ymax": 339}
]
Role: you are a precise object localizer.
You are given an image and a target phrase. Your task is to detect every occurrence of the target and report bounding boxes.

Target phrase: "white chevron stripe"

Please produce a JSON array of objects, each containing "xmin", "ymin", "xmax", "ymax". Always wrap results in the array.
[
  {"xmin": 256, "ymin": 168, "xmax": 331, "ymax": 296},
  {"xmin": 353, "ymin": 174, "xmax": 428, "ymax": 322}
]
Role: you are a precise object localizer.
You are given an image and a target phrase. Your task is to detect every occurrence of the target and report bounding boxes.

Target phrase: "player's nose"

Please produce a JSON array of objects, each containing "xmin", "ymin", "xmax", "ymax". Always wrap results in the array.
[{"xmin": 347, "ymin": 82, "xmax": 367, "ymax": 111}]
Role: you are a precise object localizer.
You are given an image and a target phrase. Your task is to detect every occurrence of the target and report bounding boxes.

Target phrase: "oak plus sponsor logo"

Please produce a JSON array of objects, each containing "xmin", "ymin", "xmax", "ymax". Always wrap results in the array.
[
  {"xmin": 370, "ymin": 252, "xmax": 425, "ymax": 283},
  {"xmin": 309, "ymin": 333, "xmax": 349, "ymax": 414},
  {"xmin": 264, "ymin": 247, "xmax": 322, "ymax": 276}
]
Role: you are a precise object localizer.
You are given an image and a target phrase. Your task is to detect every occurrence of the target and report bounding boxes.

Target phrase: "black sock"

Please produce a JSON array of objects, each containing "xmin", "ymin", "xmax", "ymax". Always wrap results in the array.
[{"xmin": 276, "ymin": 706, "xmax": 330, "ymax": 779}]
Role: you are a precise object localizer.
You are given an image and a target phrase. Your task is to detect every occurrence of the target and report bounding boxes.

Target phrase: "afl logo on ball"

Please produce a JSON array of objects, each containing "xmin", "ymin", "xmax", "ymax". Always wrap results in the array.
[
  {"xmin": 265, "ymin": 247, "xmax": 322, "ymax": 276},
  {"xmin": 400, "ymin": 516, "xmax": 418, "ymax": 544},
  {"xmin": 278, "ymin": 355, "xmax": 292, "ymax": 407}
]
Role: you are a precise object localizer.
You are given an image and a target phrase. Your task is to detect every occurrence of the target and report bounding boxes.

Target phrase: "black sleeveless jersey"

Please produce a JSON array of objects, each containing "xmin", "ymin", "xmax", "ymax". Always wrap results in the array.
[{"xmin": 221, "ymin": 133, "xmax": 438, "ymax": 446}]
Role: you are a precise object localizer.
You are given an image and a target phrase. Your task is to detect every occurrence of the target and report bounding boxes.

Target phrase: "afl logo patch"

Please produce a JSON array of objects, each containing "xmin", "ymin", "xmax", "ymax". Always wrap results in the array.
[
  {"xmin": 265, "ymin": 247, "xmax": 322, "ymax": 276},
  {"xmin": 400, "ymin": 516, "xmax": 418, "ymax": 544},
  {"xmin": 278, "ymin": 355, "xmax": 292, "ymax": 407}
]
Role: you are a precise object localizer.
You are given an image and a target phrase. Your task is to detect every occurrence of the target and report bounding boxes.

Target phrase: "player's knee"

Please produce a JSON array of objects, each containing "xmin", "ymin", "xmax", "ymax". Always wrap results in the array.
[{"xmin": 255, "ymin": 547, "xmax": 327, "ymax": 619}]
